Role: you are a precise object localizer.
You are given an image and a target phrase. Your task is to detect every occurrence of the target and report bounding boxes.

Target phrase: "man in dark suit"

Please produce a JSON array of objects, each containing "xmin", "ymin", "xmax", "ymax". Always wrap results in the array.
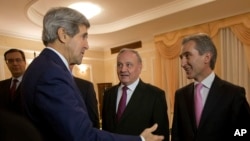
[
  {"xmin": 0, "ymin": 48, "xmax": 26, "ymax": 115},
  {"xmin": 171, "ymin": 33, "xmax": 250, "ymax": 141},
  {"xmin": 21, "ymin": 7, "xmax": 164, "ymax": 141},
  {"xmin": 70, "ymin": 64, "xmax": 100, "ymax": 129},
  {"xmin": 102, "ymin": 48, "xmax": 169, "ymax": 141}
]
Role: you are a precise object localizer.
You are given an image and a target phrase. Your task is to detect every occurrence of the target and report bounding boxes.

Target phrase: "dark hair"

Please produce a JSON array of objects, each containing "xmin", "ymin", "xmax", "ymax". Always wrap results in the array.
[
  {"xmin": 182, "ymin": 33, "xmax": 217, "ymax": 70},
  {"xmin": 4, "ymin": 48, "xmax": 26, "ymax": 61},
  {"xmin": 42, "ymin": 7, "xmax": 90, "ymax": 46}
]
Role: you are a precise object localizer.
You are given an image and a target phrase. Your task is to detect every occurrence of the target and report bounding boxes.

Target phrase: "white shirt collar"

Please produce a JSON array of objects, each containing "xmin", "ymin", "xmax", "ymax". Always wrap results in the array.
[
  {"xmin": 12, "ymin": 75, "xmax": 23, "ymax": 82},
  {"xmin": 46, "ymin": 47, "xmax": 70, "ymax": 72},
  {"xmin": 194, "ymin": 72, "xmax": 215, "ymax": 88},
  {"xmin": 120, "ymin": 78, "xmax": 140, "ymax": 91}
]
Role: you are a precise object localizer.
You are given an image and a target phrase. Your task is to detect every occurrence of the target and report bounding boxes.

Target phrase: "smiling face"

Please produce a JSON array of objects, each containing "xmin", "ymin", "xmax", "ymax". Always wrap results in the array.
[
  {"xmin": 179, "ymin": 40, "xmax": 212, "ymax": 82},
  {"xmin": 117, "ymin": 50, "xmax": 142, "ymax": 86}
]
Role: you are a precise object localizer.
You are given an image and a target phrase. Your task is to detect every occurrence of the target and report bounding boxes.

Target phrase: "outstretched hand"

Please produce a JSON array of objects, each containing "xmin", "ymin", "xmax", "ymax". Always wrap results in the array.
[{"xmin": 140, "ymin": 123, "xmax": 164, "ymax": 141}]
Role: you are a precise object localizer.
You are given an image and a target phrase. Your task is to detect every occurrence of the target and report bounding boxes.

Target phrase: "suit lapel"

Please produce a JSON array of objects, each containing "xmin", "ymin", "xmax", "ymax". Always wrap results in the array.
[
  {"xmin": 111, "ymin": 86, "xmax": 119, "ymax": 122},
  {"xmin": 198, "ymin": 76, "xmax": 224, "ymax": 128},
  {"xmin": 185, "ymin": 83, "xmax": 198, "ymax": 131},
  {"xmin": 117, "ymin": 80, "xmax": 144, "ymax": 123}
]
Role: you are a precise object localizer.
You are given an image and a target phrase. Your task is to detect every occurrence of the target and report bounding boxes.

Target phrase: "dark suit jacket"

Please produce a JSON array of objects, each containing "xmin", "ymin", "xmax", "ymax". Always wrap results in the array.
[
  {"xmin": 0, "ymin": 78, "xmax": 23, "ymax": 115},
  {"xmin": 21, "ymin": 48, "xmax": 141, "ymax": 141},
  {"xmin": 102, "ymin": 80, "xmax": 169, "ymax": 141},
  {"xmin": 171, "ymin": 75, "xmax": 250, "ymax": 141},
  {"xmin": 74, "ymin": 77, "xmax": 100, "ymax": 128}
]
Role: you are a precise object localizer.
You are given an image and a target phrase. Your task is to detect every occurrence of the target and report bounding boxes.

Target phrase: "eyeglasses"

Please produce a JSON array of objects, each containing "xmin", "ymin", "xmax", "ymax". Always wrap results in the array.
[{"xmin": 5, "ymin": 58, "xmax": 24, "ymax": 64}]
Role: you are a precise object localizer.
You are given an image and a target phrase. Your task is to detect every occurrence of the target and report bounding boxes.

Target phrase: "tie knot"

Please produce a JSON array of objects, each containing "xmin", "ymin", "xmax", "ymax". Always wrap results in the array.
[
  {"xmin": 13, "ymin": 79, "xmax": 18, "ymax": 83},
  {"xmin": 196, "ymin": 83, "xmax": 203, "ymax": 91},
  {"xmin": 122, "ymin": 86, "xmax": 128, "ymax": 91}
]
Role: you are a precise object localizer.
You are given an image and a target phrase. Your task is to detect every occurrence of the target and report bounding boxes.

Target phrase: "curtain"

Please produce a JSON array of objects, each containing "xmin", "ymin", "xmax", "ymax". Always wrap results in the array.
[{"xmin": 220, "ymin": 28, "xmax": 250, "ymax": 102}]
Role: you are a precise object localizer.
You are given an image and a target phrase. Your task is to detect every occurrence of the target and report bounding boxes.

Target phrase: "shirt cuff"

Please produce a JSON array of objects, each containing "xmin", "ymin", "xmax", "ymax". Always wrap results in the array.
[{"xmin": 140, "ymin": 136, "xmax": 145, "ymax": 141}]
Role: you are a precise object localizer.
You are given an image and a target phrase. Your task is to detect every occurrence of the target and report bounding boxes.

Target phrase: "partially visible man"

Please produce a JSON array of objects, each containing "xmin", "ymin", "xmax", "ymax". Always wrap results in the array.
[
  {"xmin": 171, "ymin": 33, "xmax": 250, "ymax": 141},
  {"xmin": 70, "ymin": 65, "xmax": 100, "ymax": 129},
  {"xmin": 21, "ymin": 7, "xmax": 164, "ymax": 141},
  {"xmin": 0, "ymin": 48, "xmax": 26, "ymax": 115},
  {"xmin": 102, "ymin": 48, "xmax": 169, "ymax": 141}
]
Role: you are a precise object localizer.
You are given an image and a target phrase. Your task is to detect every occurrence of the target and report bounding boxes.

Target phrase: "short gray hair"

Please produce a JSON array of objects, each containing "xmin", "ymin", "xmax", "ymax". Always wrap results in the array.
[
  {"xmin": 118, "ymin": 48, "xmax": 142, "ymax": 63},
  {"xmin": 42, "ymin": 7, "xmax": 90, "ymax": 46},
  {"xmin": 182, "ymin": 33, "xmax": 217, "ymax": 70}
]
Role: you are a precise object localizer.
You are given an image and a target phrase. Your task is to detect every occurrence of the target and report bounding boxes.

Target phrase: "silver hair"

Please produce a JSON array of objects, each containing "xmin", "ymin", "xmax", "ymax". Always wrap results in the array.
[
  {"xmin": 42, "ymin": 7, "xmax": 90, "ymax": 46},
  {"xmin": 118, "ymin": 48, "xmax": 142, "ymax": 63}
]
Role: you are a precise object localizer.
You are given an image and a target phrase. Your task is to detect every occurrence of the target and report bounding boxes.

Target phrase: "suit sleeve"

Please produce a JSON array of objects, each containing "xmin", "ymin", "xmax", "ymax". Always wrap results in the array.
[{"xmin": 34, "ymin": 68, "xmax": 140, "ymax": 141}]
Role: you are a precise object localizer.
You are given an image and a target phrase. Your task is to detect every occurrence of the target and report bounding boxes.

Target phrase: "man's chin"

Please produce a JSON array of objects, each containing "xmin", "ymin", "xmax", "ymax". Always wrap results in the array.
[{"xmin": 186, "ymin": 74, "xmax": 194, "ymax": 79}]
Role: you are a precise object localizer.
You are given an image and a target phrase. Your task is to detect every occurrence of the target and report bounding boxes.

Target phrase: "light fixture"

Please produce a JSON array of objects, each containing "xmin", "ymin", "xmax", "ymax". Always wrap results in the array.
[
  {"xmin": 78, "ymin": 64, "xmax": 89, "ymax": 73},
  {"xmin": 68, "ymin": 2, "xmax": 101, "ymax": 19}
]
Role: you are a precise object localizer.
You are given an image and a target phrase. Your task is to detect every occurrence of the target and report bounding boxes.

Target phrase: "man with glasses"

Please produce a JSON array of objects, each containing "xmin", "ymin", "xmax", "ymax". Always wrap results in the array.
[{"xmin": 0, "ymin": 48, "xmax": 26, "ymax": 115}]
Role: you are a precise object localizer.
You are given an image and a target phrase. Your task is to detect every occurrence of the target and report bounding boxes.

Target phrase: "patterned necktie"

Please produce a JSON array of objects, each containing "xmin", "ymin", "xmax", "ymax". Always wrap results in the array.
[
  {"xmin": 10, "ymin": 79, "xmax": 18, "ymax": 99},
  {"xmin": 194, "ymin": 83, "xmax": 203, "ymax": 127},
  {"xmin": 116, "ymin": 86, "xmax": 128, "ymax": 122}
]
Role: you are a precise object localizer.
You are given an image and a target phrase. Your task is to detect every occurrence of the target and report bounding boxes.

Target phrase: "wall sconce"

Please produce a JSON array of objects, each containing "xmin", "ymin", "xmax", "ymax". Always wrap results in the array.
[{"xmin": 78, "ymin": 64, "xmax": 89, "ymax": 73}]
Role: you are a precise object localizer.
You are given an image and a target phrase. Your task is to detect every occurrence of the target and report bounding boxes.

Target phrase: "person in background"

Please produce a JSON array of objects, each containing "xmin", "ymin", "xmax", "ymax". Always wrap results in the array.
[
  {"xmin": 21, "ymin": 7, "xmax": 164, "ymax": 141},
  {"xmin": 0, "ymin": 48, "xmax": 26, "ymax": 115},
  {"xmin": 102, "ymin": 48, "xmax": 169, "ymax": 141},
  {"xmin": 69, "ymin": 64, "xmax": 100, "ymax": 129},
  {"xmin": 171, "ymin": 33, "xmax": 250, "ymax": 141}
]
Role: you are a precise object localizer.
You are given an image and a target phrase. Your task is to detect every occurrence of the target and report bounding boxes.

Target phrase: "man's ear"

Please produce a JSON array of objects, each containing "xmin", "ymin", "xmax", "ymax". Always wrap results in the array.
[
  {"xmin": 204, "ymin": 52, "xmax": 212, "ymax": 64},
  {"xmin": 57, "ymin": 27, "xmax": 67, "ymax": 43}
]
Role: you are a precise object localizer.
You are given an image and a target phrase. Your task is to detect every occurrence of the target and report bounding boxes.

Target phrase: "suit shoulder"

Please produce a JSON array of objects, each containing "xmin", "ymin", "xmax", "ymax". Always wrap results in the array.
[
  {"xmin": 0, "ymin": 78, "xmax": 11, "ymax": 83},
  {"xmin": 74, "ymin": 77, "xmax": 93, "ymax": 85},
  {"xmin": 175, "ymin": 83, "xmax": 193, "ymax": 94},
  {"xmin": 221, "ymin": 79, "xmax": 244, "ymax": 89},
  {"xmin": 143, "ymin": 82, "xmax": 165, "ymax": 94},
  {"xmin": 104, "ymin": 85, "xmax": 118, "ymax": 93},
  {"xmin": 0, "ymin": 79, "xmax": 11, "ymax": 85},
  {"xmin": 219, "ymin": 79, "xmax": 245, "ymax": 94}
]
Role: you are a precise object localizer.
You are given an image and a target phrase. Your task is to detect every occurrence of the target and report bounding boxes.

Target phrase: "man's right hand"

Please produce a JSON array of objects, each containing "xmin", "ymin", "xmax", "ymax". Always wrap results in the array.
[{"xmin": 140, "ymin": 123, "xmax": 164, "ymax": 141}]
